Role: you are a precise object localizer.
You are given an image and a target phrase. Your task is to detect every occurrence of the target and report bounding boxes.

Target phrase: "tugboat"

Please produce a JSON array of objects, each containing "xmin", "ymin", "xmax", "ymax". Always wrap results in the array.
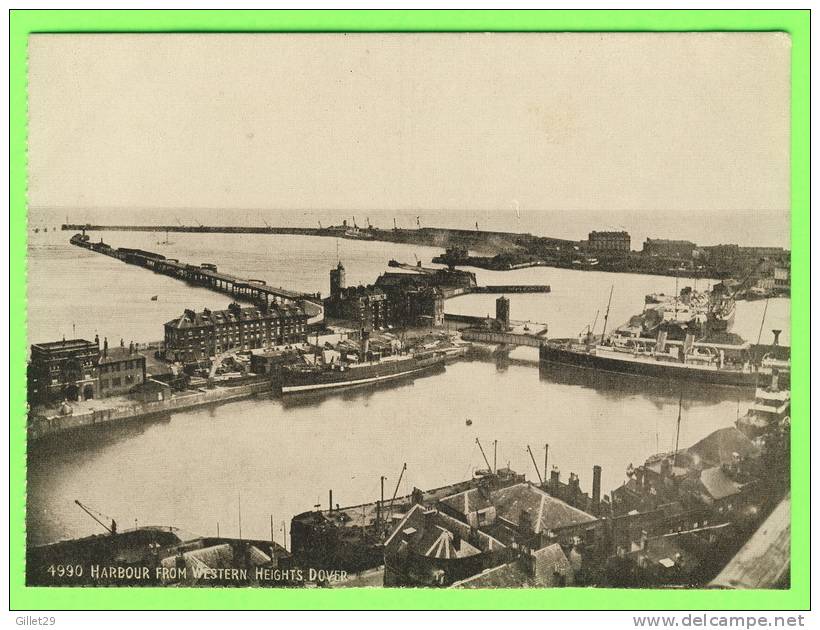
[{"xmin": 278, "ymin": 330, "xmax": 445, "ymax": 394}]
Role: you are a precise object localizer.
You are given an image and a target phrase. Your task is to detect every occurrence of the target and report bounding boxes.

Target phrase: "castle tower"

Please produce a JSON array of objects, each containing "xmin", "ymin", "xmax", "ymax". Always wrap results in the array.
[{"xmin": 330, "ymin": 261, "xmax": 346, "ymax": 298}]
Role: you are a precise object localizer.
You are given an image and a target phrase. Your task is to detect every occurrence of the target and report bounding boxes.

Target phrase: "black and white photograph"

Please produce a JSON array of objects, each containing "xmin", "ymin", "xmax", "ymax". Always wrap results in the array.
[{"xmin": 25, "ymin": 32, "xmax": 791, "ymax": 590}]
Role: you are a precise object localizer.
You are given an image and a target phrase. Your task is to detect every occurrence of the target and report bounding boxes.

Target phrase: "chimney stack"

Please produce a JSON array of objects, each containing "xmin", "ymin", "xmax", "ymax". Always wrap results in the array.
[
  {"xmin": 592, "ymin": 465, "xmax": 602, "ymax": 516},
  {"xmin": 103, "ymin": 337, "xmax": 108, "ymax": 357},
  {"xmin": 329, "ymin": 489, "xmax": 333, "ymax": 513},
  {"xmin": 772, "ymin": 329, "xmax": 782, "ymax": 346},
  {"xmin": 550, "ymin": 466, "xmax": 560, "ymax": 492}
]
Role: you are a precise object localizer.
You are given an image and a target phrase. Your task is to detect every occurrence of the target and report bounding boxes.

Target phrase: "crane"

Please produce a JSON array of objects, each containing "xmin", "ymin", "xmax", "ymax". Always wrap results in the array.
[{"xmin": 74, "ymin": 499, "xmax": 117, "ymax": 534}]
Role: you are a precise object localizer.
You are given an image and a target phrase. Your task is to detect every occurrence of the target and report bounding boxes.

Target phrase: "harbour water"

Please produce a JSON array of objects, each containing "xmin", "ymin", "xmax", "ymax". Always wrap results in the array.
[{"xmin": 26, "ymin": 212, "xmax": 790, "ymax": 547}]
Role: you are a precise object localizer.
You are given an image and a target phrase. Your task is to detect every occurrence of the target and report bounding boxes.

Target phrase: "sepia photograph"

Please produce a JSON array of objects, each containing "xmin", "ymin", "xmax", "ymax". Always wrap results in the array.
[{"xmin": 23, "ymin": 31, "xmax": 792, "ymax": 593}]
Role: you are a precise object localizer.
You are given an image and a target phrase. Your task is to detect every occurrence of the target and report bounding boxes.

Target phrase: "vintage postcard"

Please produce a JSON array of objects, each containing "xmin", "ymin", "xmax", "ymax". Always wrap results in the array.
[{"xmin": 23, "ymin": 30, "xmax": 793, "ymax": 596}]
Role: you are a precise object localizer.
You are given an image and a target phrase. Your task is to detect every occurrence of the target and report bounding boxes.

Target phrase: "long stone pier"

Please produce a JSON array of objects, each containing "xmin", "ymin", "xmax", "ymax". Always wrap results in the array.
[{"xmin": 69, "ymin": 233, "xmax": 324, "ymax": 324}]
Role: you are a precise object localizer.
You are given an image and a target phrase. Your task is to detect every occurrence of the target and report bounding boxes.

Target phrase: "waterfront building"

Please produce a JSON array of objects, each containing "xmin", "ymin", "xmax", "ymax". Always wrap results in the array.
[
  {"xmin": 697, "ymin": 244, "xmax": 741, "ymax": 272},
  {"xmin": 97, "ymin": 340, "xmax": 146, "ymax": 398},
  {"xmin": 28, "ymin": 338, "xmax": 101, "ymax": 405},
  {"xmin": 164, "ymin": 301, "xmax": 308, "ymax": 364},
  {"xmin": 587, "ymin": 231, "xmax": 631, "ymax": 255},
  {"xmin": 27, "ymin": 336, "xmax": 148, "ymax": 406},
  {"xmin": 642, "ymin": 238, "xmax": 696, "ymax": 259},
  {"xmin": 324, "ymin": 265, "xmax": 445, "ymax": 329}
]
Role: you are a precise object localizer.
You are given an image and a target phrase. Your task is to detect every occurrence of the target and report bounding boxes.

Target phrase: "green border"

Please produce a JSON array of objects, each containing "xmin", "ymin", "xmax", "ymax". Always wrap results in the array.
[{"xmin": 9, "ymin": 9, "xmax": 810, "ymax": 611}]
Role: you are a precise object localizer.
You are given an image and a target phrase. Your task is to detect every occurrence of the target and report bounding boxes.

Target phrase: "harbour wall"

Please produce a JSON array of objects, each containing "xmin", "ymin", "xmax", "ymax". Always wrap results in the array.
[
  {"xmin": 63, "ymin": 223, "xmax": 570, "ymax": 255},
  {"xmin": 28, "ymin": 379, "xmax": 271, "ymax": 441}
]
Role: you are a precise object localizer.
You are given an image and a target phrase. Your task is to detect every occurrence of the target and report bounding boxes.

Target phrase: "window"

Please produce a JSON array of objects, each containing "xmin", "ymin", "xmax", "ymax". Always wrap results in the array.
[{"xmin": 112, "ymin": 378, "xmax": 121, "ymax": 387}]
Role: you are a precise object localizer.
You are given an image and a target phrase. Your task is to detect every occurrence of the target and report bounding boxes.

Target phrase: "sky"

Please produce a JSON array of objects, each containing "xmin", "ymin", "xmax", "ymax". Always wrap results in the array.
[{"xmin": 27, "ymin": 33, "xmax": 790, "ymax": 244}]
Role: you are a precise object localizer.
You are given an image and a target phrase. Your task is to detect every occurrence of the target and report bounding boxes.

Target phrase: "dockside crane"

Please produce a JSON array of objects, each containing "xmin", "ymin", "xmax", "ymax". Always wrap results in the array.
[
  {"xmin": 74, "ymin": 499, "xmax": 116, "ymax": 534},
  {"xmin": 475, "ymin": 438, "xmax": 493, "ymax": 475},
  {"xmin": 526, "ymin": 444, "xmax": 544, "ymax": 485},
  {"xmin": 385, "ymin": 463, "xmax": 407, "ymax": 523}
]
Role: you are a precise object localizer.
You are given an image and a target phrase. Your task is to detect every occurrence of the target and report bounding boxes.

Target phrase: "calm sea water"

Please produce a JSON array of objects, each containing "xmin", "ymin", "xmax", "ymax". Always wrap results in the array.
[{"xmin": 26, "ymin": 210, "xmax": 790, "ymax": 546}]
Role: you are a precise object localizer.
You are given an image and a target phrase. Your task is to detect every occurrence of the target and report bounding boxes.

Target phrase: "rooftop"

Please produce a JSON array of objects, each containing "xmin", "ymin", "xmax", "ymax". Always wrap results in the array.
[
  {"xmin": 440, "ymin": 482, "xmax": 596, "ymax": 534},
  {"xmin": 452, "ymin": 543, "xmax": 573, "ymax": 588},
  {"xmin": 98, "ymin": 346, "xmax": 144, "ymax": 365},
  {"xmin": 165, "ymin": 303, "xmax": 304, "ymax": 329},
  {"xmin": 32, "ymin": 338, "xmax": 97, "ymax": 352}
]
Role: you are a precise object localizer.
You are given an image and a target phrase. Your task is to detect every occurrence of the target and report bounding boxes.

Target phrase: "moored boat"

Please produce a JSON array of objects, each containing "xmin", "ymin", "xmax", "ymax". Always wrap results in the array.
[
  {"xmin": 539, "ymin": 336, "xmax": 767, "ymax": 388},
  {"xmin": 279, "ymin": 329, "xmax": 445, "ymax": 394}
]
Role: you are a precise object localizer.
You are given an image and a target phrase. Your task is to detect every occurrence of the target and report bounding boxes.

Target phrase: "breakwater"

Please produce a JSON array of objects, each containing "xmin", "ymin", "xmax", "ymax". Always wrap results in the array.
[
  {"xmin": 63, "ymin": 222, "xmax": 574, "ymax": 256},
  {"xmin": 61, "ymin": 222, "xmax": 749, "ymax": 281}
]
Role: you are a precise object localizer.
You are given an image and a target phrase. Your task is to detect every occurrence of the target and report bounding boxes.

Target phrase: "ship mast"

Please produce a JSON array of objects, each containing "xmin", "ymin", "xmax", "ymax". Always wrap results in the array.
[
  {"xmin": 600, "ymin": 285, "xmax": 615, "ymax": 342},
  {"xmin": 673, "ymin": 392, "xmax": 683, "ymax": 467},
  {"xmin": 756, "ymin": 298, "xmax": 770, "ymax": 345}
]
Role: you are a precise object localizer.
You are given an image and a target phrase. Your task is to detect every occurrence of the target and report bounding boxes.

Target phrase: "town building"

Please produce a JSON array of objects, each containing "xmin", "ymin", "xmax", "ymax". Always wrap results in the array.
[
  {"xmin": 642, "ymin": 238, "xmax": 697, "ymax": 260},
  {"xmin": 451, "ymin": 543, "xmax": 575, "ymax": 588},
  {"xmin": 383, "ymin": 503, "xmax": 508, "ymax": 587},
  {"xmin": 587, "ymin": 231, "xmax": 631, "ymax": 255},
  {"xmin": 28, "ymin": 336, "xmax": 146, "ymax": 406},
  {"xmin": 97, "ymin": 339, "xmax": 146, "ymax": 397},
  {"xmin": 28, "ymin": 338, "xmax": 101, "ymax": 405},
  {"xmin": 325, "ymin": 263, "xmax": 445, "ymax": 329},
  {"xmin": 698, "ymin": 243, "xmax": 740, "ymax": 266},
  {"xmin": 164, "ymin": 301, "xmax": 308, "ymax": 365},
  {"xmin": 773, "ymin": 266, "xmax": 790, "ymax": 293},
  {"xmin": 436, "ymin": 481, "xmax": 597, "ymax": 551}
]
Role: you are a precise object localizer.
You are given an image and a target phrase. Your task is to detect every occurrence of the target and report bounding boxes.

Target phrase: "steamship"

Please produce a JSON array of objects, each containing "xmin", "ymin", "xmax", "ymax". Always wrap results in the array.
[
  {"xmin": 540, "ymin": 339, "xmax": 766, "ymax": 387},
  {"xmin": 539, "ymin": 331, "xmax": 783, "ymax": 389},
  {"xmin": 279, "ymin": 334, "xmax": 445, "ymax": 394}
]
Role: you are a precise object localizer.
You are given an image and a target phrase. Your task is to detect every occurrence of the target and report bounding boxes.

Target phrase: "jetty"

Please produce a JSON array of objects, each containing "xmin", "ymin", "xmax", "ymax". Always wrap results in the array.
[{"xmin": 69, "ymin": 231, "xmax": 324, "ymax": 325}]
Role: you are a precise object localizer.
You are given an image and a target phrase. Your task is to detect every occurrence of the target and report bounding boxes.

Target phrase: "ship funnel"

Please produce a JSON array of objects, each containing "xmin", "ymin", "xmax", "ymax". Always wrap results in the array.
[
  {"xmin": 772, "ymin": 329, "xmax": 782, "ymax": 346},
  {"xmin": 360, "ymin": 329, "xmax": 370, "ymax": 359}
]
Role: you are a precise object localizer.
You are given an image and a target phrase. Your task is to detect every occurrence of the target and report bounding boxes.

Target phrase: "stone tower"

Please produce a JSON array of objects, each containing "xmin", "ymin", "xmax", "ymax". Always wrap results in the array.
[
  {"xmin": 330, "ymin": 261, "xmax": 346, "ymax": 298},
  {"xmin": 496, "ymin": 295, "xmax": 510, "ymax": 331}
]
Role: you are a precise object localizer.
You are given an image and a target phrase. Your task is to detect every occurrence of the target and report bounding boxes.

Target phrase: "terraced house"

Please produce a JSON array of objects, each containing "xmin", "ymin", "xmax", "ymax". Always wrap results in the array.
[{"xmin": 164, "ymin": 301, "xmax": 308, "ymax": 364}]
